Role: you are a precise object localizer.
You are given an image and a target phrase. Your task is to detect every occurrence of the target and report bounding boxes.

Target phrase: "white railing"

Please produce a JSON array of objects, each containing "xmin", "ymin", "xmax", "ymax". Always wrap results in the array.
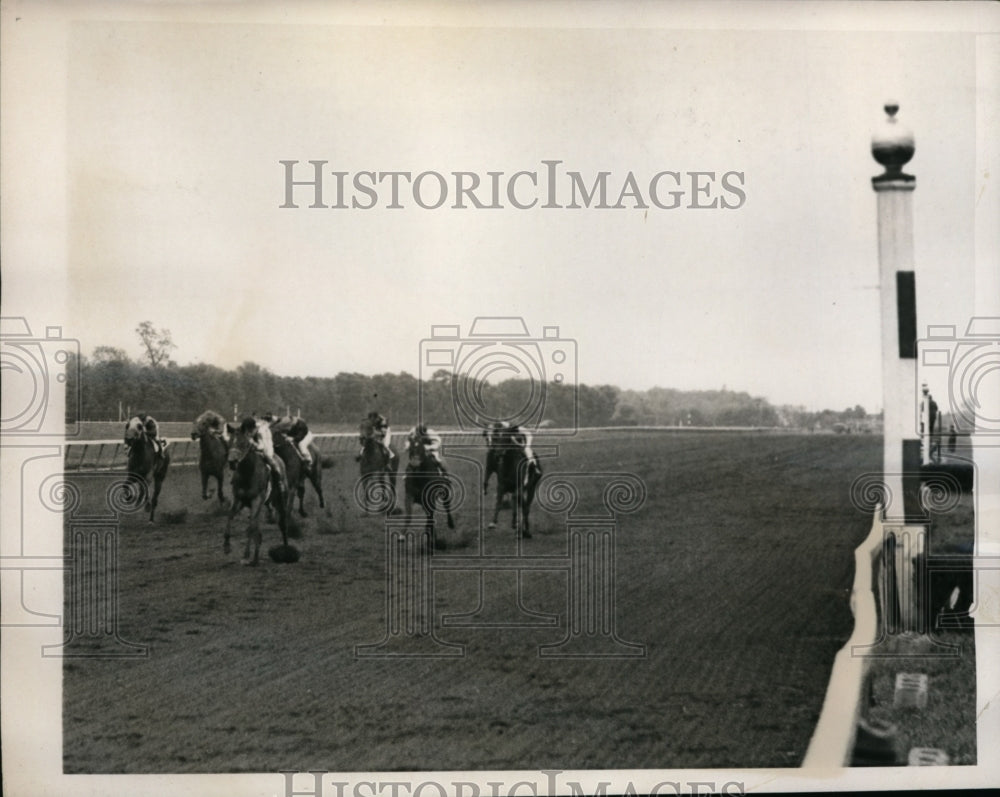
[
  {"xmin": 801, "ymin": 505, "xmax": 886, "ymax": 767},
  {"xmin": 62, "ymin": 426, "xmax": 794, "ymax": 471},
  {"xmin": 64, "ymin": 432, "xmax": 368, "ymax": 471}
]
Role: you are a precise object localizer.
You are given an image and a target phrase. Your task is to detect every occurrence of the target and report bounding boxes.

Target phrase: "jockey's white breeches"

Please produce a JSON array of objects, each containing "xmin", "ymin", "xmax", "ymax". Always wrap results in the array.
[
  {"xmin": 254, "ymin": 423, "xmax": 275, "ymax": 459},
  {"xmin": 298, "ymin": 431, "xmax": 315, "ymax": 459}
]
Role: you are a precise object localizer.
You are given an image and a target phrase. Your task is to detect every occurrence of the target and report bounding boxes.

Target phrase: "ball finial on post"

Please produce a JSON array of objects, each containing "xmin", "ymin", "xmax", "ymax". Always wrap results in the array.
[{"xmin": 872, "ymin": 101, "xmax": 915, "ymax": 181}]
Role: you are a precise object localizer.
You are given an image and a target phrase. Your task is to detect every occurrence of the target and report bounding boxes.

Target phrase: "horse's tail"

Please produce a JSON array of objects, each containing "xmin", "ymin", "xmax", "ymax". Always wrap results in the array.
[{"xmin": 320, "ymin": 455, "xmax": 336, "ymax": 469}]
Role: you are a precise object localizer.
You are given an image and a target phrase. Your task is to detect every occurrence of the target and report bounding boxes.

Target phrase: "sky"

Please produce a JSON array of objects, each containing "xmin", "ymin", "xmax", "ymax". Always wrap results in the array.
[{"xmin": 10, "ymin": 7, "xmax": 987, "ymax": 413}]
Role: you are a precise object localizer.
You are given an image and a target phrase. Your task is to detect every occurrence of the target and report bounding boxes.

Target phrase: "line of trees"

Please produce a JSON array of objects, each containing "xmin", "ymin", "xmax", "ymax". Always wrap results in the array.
[
  {"xmin": 67, "ymin": 350, "xmax": 874, "ymax": 432},
  {"xmin": 67, "ymin": 352, "xmax": 621, "ymax": 428},
  {"xmin": 64, "ymin": 323, "xmax": 874, "ymax": 431},
  {"xmin": 612, "ymin": 387, "xmax": 781, "ymax": 427}
]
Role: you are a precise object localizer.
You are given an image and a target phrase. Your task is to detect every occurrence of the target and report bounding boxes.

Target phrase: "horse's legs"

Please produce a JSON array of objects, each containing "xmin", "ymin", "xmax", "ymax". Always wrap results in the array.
[
  {"xmin": 149, "ymin": 475, "xmax": 164, "ymax": 523},
  {"xmin": 225, "ymin": 500, "xmax": 242, "ymax": 554},
  {"xmin": 421, "ymin": 498, "xmax": 435, "ymax": 554},
  {"xmin": 444, "ymin": 492, "xmax": 455, "ymax": 531},
  {"xmin": 125, "ymin": 471, "xmax": 144, "ymax": 510},
  {"xmin": 297, "ymin": 481, "xmax": 308, "ymax": 518},
  {"xmin": 404, "ymin": 474, "xmax": 414, "ymax": 529},
  {"xmin": 216, "ymin": 471, "xmax": 226, "ymax": 504},
  {"xmin": 244, "ymin": 499, "xmax": 266, "ymax": 566},
  {"xmin": 141, "ymin": 475, "xmax": 152, "ymax": 514},
  {"xmin": 243, "ymin": 514, "xmax": 255, "ymax": 564},
  {"xmin": 521, "ymin": 468, "xmax": 540, "ymax": 539},
  {"xmin": 271, "ymin": 473, "xmax": 290, "ymax": 547},
  {"xmin": 242, "ymin": 519, "xmax": 251, "ymax": 561},
  {"xmin": 309, "ymin": 464, "xmax": 325, "ymax": 509},
  {"xmin": 200, "ymin": 467, "xmax": 211, "ymax": 500},
  {"xmin": 405, "ymin": 496, "xmax": 414, "ymax": 529},
  {"xmin": 510, "ymin": 484, "xmax": 522, "ymax": 536},
  {"xmin": 387, "ymin": 455, "xmax": 400, "ymax": 514},
  {"xmin": 489, "ymin": 488, "xmax": 502, "ymax": 528},
  {"xmin": 278, "ymin": 507, "xmax": 289, "ymax": 549},
  {"xmin": 285, "ymin": 482, "xmax": 297, "ymax": 524},
  {"xmin": 264, "ymin": 467, "xmax": 280, "ymax": 523},
  {"xmin": 251, "ymin": 521, "xmax": 262, "ymax": 565},
  {"xmin": 519, "ymin": 492, "xmax": 532, "ymax": 539}
]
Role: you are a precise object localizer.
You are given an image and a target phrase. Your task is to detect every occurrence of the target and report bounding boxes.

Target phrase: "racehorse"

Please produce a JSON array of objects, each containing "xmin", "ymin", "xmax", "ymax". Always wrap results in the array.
[
  {"xmin": 190, "ymin": 411, "xmax": 229, "ymax": 504},
  {"xmin": 272, "ymin": 431, "xmax": 330, "ymax": 517},
  {"xmin": 484, "ymin": 433, "xmax": 542, "ymax": 539},
  {"xmin": 403, "ymin": 437, "xmax": 455, "ymax": 546},
  {"xmin": 358, "ymin": 436, "xmax": 399, "ymax": 513},
  {"xmin": 225, "ymin": 428, "xmax": 289, "ymax": 566},
  {"xmin": 125, "ymin": 429, "xmax": 170, "ymax": 523},
  {"xmin": 482, "ymin": 423, "xmax": 506, "ymax": 496}
]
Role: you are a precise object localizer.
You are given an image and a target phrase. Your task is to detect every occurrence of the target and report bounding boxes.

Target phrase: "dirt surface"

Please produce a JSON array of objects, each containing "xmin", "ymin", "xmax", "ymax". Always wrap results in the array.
[{"xmin": 62, "ymin": 432, "xmax": 878, "ymax": 772}]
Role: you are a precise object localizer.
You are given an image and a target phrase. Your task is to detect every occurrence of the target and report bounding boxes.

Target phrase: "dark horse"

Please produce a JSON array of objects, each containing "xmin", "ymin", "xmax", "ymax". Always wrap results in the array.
[
  {"xmin": 484, "ymin": 431, "xmax": 542, "ymax": 539},
  {"xmin": 482, "ymin": 423, "xmax": 506, "ymax": 496},
  {"xmin": 272, "ymin": 431, "xmax": 330, "ymax": 517},
  {"xmin": 225, "ymin": 430, "xmax": 289, "ymax": 566},
  {"xmin": 125, "ymin": 431, "xmax": 170, "ymax": 522},
  {"xmin": 404, "ymin": 438, "xmax": 455, "ymax": 547},
  {"xmin": 190, "ymin": 411, "xmax": 229, "ymax": 504},
  {"xmin": 358, "ymin": 437, "xmax": 399, "ymax": 513}
]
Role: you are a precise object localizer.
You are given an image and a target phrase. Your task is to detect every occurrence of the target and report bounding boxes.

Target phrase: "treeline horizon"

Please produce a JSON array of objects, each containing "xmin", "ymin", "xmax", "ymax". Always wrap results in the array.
[{"xmin": 67, "ymin": 350, "xmax": 877, "ymax": 431}]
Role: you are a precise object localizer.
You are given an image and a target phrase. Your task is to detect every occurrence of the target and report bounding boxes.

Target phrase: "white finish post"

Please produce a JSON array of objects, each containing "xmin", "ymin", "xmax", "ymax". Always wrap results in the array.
[{"xmin": 872, "ymin": 103, "xmax": 921, "ymax": 521}]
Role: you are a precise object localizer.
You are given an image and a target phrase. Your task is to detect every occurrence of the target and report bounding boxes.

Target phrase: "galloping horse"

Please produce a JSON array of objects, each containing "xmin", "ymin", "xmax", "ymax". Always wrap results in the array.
[
  {"xmin": 482, "ymin": 423, "xmax": 506, "ymax": 496},
  {"xmin": 358, "ymin": 436, "xmax": 399, "ymax": 512},
  {"xmin": 484, "ymin": 430, "xmax": 542, "ymax": 539},
  {"xmin": 125, "ymin": 429, "xmax": 170, "ymax": 523},
  {"xmin": 190, "ymin": 410, "xmax": 229, "ymax": 504},
  {"xmin": 272, "ymin": 431, "xmax": 329, "ymax": 517},
  {"xmin": 225, "ymin": 427, "xmax": 289, "ymax": 566},
  {"xmin": 403, "ymin": 437, "xmax": 455, "ymax": 545}
]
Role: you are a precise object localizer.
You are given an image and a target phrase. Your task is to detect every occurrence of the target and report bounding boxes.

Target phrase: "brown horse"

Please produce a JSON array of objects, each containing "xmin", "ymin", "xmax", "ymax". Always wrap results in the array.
[
  {"xmin": 358, "ymin": 436, "xmax": 399, "ymax": 513},
  {"xmin": 403, "ymin": 437, "xmax": 455, "ymax": 549},
  {"xmin": 125, "ymin": 431, "xmax": 170, "ymax": 522},
  {"xmin": 482, "ymin": 423, "xmax": 507, "ymax": 495},
  {"xmin": 272, "ymin": 431, "xmax": 331, "ymax": 517},
  {"xmin": 190, "ymin": 411, "xmax": 229, "ymax": 504},
  {"xmin": 225, "ymin": 427, "xmax": 290, "ymax": 566},
  {"xmin": 484, "ymin": 432, "xmax": 542, "ymax": 539}
]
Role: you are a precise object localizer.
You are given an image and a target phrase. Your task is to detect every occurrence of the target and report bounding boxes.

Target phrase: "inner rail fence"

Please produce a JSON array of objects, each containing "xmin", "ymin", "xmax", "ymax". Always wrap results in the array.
[
  {"xmin": 802, "ymin": 504, "xmax": 897, "ymax": 767},
  {"xmin": 63, "ymin": 425, "xmax": 793, "ymax": 472}
]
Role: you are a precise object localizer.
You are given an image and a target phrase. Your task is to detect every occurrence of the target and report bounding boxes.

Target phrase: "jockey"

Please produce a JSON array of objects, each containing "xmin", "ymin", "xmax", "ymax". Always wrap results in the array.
[
  {"xmin": 484, "ymin": 420, "xmax": 510, "ymax": 448},
  {"xmin": 124, "ymin": 414, "xmax": 168, "ymax": 455},
  {"xmin": 239, "ymin": 416, "xmax": 286, "ymax": 481},
  {"xmin": 508, "ymin": 424, "xmax": 537, "ymax": 465},
  {"xmin": 359, "ymin": 411, "xmax": 393, "ymax": 460},
  {"xmin": 406, "ymin": 423, "xmax": 443, "ymax": 466},
  {"xmin": 267, "ymin": 413, "xmax": 314, "ymax": 465}
]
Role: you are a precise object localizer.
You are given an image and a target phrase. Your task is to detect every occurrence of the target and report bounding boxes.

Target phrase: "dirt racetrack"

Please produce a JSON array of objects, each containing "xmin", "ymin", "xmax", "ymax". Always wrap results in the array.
[{"xmin": 63, "ymin": 432, "xmax": 877, "ymax": 772}]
